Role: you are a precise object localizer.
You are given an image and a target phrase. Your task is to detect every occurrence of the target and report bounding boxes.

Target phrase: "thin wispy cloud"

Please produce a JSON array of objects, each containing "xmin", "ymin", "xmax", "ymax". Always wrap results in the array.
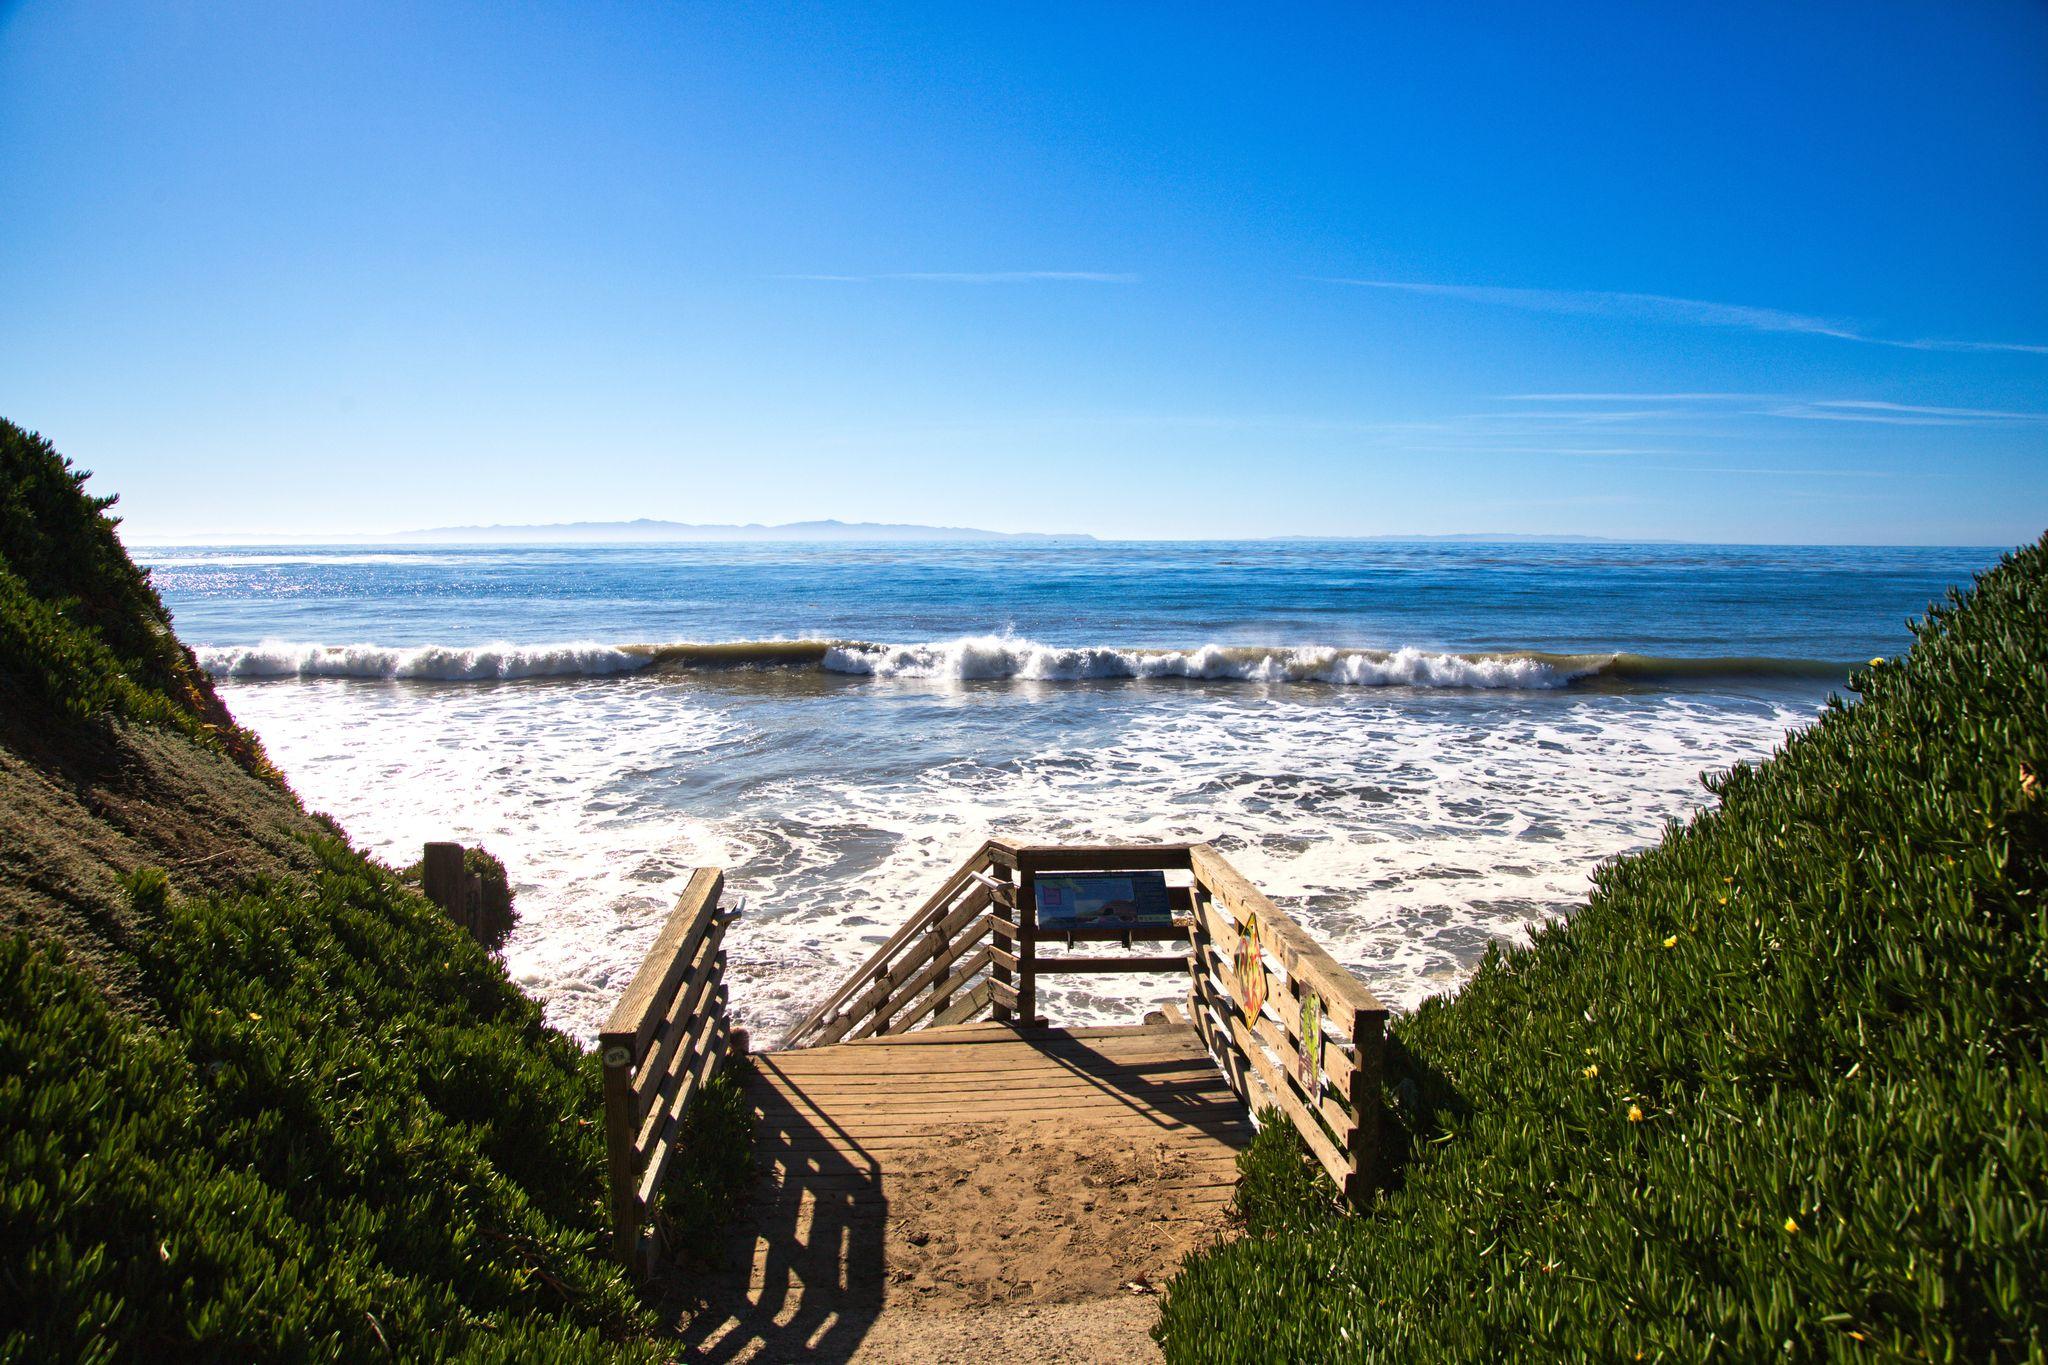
[
  {"xmin": 774, "ymin": 271, "xmax": 1139, "ymax": 284},
  {"xmin": 1503, "ymin": 392, "xmax": 1773, "ymax": 404},
  {"xmin": 1500, "ymin": 392, "xmax": 2048, "ymax": 428},
  {"xmin": 1646, "ymin": 466, "xmax": 1895, "ymax": 479},
  {"xmin": 1769, "ymin": 399, "xmax": 2048, "ymax": 425},
  {"xmin": 1323, "ymin": 279, "xmax": 2048, "ymax": 355}
]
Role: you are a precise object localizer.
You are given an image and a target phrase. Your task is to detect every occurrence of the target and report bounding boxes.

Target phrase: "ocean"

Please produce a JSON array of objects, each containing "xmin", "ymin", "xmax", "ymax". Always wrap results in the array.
[{"xmin": 139, "ymin": 540, "xmax": 1996, "ymax": 1045}]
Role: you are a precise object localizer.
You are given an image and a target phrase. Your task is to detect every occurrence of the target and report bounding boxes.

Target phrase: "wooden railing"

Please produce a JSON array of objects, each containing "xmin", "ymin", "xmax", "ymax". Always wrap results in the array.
[
  {"xmin": 779, "ymin": 839, "xmax": 1387, "ymax": 1199},
  {"xmin": 599, "ymin": 868, "xmax": 741, "ymax": 1275},
  {"xmin": 1184, "ymin": 845, "xmax": 1387, "ymax": 1203},
  {"xmin": 779, "ymin": 841, "xmax": 1014, "ymax": 1047}
]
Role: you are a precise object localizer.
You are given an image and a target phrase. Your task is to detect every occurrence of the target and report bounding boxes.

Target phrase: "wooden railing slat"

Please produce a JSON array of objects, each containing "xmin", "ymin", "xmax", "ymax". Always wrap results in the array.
[
  {"xmin": 629, "ymin": 929, "xmax": 726, "ymax": 1122},
  {"xmin": 1196, "ymin": 973, "xmax": 1356, "ymax": 1192},
  {"xmin": 780, "ymin": 843, "xmax": 998, "ymax": 1047},
  {"xmin": 599, "ymin": 864, "xmax": 732, "ymax": 1278},
  {"xmin": 852, "ymin": 912, "xmax": 994, "ymax": 1040},
  {"xmin": 1010, "ymin": 843, "xmax": 1194, "ymax": 873},
  {"xmin": 932, "ymin": 979, "xmax": 995, "ymax": 1027},
  {"xmin": 810, "ymin": 893, "xmax": 992, "ymax": 1044},
  {"xmin": 631, "ymin": 968, "xmax": 727, "ymax": 1152},
  {"xmin": 600, "ymin": 869, "xmax": 724, "ymax": 1056},
  {"xmin": 635, "ymin": 1010, "xmax": 729, "ymax": 1209},
  {"xmin": 1194, "ymin": 904, "xmax": 1367, "ymax": 1097},
  {"xmin": 884, "ymin": 943, "xmax": 995, "ymax": 1034},
  {"xmin": 1029, "ymin": 952, "xmax": 1192, "ymax": 974}
]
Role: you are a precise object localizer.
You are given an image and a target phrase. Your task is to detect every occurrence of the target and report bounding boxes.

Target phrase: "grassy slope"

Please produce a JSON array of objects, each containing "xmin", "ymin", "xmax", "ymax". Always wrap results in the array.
[
  {"xmin": 1159, "ymin": 537, "xmax": 2047, "ymax": 1362},
  {"xmin": 0, "ymin": 421, "xmax": 651, "ymax": 1359}
]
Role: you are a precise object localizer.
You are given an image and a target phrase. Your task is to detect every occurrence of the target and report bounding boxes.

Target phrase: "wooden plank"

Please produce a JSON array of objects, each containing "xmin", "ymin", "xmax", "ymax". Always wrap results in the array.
[
  {"xmin": 1212, "ymin": 993, "xmax": 1355, "ymax": 1193},
  {"xmin": 755, "ymin": 1052, "xmax": 1229, "ymax": 1086},
  {"xmin": 1028, "ymin": 952, "xmax": 1193, "ymax": 975},
  {"xmin": 759, "ymin": 1058, "xmax": 1215, "ymax": 1088},
  {"xmin": 756, "ymin": 1053, "xmax": 1224, "ymax": 1084},
  {"xmin": 759, "ymin": 1158, "xmax": 1241, "ymax": 1185},
  {"xmin": 753, "ymin": 1092, "xmax": 1247, "ymax": 1126},
  {"xmin": 600, "ymin": 868, "xmax": 724, "ymax": 1057},
  {"xmin": 1022, "ymin": 920, "xmax": 1192, "ymax": 943},
  {"xmin": 882, "ymin": 943, "xmax": 994, "ymax": 1034},
  {"xmin": 1192, "ymin": 925, "xmax": 1362, "ymax": 1099},
  {"xmin": 757, "ymin": 1076, "xmax": 1238, "ymax": 1108},
  {"xmin": 749, "ymin": 1174, "xmax": 1240, "ymax": 1200},
  {"xmin": 1011, "ymin": 843, "xmax": 1194, "ymax": 873},
  {"xmin": 755, "ymin": 1109, "xmax": 1246, "ymax": 1140},
  {"xmin": 827, "ymin": 1021, "xmax": 1187, "ymax": 1047},
  {"xmin": 751, "ymin": 1116, "xmax": 1247, "ymax": 1145},
  {"xmin": 813, "ymin": 891, "xmax": 992, "ymax": 1044},
  {"xmin": 1192, "ymin": 928, "xmax": 1369, "ymax": 1126},
  {"xmin": 931, "ymin": 979, "xmax": 993, "ymax": 1027},
  {"xmin": 1189, "ymin": 979, "xmax": 1280, "ymax": 1126}
]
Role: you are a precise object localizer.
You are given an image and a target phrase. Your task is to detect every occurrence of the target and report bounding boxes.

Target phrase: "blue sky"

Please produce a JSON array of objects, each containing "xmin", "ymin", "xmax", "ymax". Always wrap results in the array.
[{"xmin": 2, "ymin": 1, "xmax": 2043, "ymax": 543}]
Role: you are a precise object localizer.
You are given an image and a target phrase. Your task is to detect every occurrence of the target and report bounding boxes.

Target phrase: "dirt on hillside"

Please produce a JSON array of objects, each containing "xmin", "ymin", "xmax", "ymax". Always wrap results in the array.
[{"xmin": 0, "ymin": 709, "xmax": 332, "ymax": 1016}]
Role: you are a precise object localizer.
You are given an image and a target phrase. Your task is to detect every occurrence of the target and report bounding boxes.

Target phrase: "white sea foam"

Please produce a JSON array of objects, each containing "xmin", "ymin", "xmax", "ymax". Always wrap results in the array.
[
  {"xmin": 214, "ymin": 669, "xmax": 1818, "ymax": 1045},
  {"xmin": 823, "ymin": 637, "xmax": 1586, "ymax": 687},
  {"xmin": 197, "ymin": 640, "xmax": 650, "ymax": 681}
]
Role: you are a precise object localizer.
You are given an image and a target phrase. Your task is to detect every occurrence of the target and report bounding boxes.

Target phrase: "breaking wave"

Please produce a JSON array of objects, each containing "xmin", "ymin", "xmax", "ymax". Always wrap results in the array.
[{"xmin": 194, "ymin": 636, "xmax": 1848, "ymax": 690}]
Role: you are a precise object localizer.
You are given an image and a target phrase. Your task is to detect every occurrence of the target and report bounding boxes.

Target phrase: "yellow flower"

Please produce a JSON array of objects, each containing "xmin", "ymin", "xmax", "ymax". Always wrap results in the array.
[
  {"xmin": 247, "ymin": 1012, "xmax": 262, "ymax": 1021},
  {"xmin": 1627, "ymin": 1103, "xmax": 1644, "ymax": 1123},
  {"xmin": 1867, "ymin": 657, "xmax": 1885, "ymax": 667},
  {"xmin": 1583, "ymin": 1064, "xmax": 1599, "ymax": 1079},
  {"xmin": 1662, "ymin": 934, "xmax": 1678, "ymax": 949},
  {"xmin": 1783, "ymin": 1216, "xmax": 1800, "ymax": 1234}
]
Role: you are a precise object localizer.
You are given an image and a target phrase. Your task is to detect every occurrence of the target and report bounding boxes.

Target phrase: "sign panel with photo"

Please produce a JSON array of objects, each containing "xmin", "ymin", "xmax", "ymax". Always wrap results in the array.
[{"xmin": 1033, "ymin": 871, "xmax": 1174, "ymax": 929}]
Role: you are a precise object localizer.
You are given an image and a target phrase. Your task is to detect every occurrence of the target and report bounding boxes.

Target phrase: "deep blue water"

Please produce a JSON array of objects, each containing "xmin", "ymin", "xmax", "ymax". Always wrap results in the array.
[{"xmin": 140, "ymin": 540, "xmax": 1996, "ymax": 662}]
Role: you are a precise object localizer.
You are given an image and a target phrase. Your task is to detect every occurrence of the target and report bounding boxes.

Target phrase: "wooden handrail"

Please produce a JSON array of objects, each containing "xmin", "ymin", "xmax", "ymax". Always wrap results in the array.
[
  {"xmin": 779, "ymin": 839, "xmax": 1007, "ymax": 1047},
  {"xmin": 777, "ymin": 837, "xmax": 1387, "ymax": 1199},
  {"xmin": 779, "ymin": 842, "xmax": 1010, "ymax": 1048},
  {"xmin": 1186, "ymin": 843, "xmax": 1387, "ymax": 1201},
  {"xmin": 599, "ymin": 868, "xmax": 740, "ymax": 1276}
]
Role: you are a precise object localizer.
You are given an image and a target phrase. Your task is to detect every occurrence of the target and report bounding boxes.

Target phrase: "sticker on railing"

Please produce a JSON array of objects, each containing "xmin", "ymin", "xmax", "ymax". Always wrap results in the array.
[
  {"xmin": 1234, "ymin": 916, "xmax": 1267, "ymax": 1017},
  {"xmin": 1294, "ymin": 990, "xmax": 1324, "ymax": 1105}
]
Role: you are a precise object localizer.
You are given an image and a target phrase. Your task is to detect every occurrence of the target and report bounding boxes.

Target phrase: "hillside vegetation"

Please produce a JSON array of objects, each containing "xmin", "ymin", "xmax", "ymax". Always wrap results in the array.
[
  {"xmin": 0, "ymin": 420, "xmax": 650, "ymax": 1359},
  {"xmin": 1159, "ymin": 537, "xmax": 2047, "ymax": 1360}
]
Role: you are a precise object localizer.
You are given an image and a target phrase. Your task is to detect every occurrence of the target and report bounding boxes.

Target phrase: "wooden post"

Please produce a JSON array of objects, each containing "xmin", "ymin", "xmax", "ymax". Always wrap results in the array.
[
  {"xmin": 598, "ymin": 1035, "xmax": 641, "ymax": 1268},
  {"xmin": 1017, "ymin": 866, "xmax": 1039, "ymax": 1026},
  {"xmin": 990, "ymin": 863, "xmax": 1015, "ymax": 1022},
  {"xmin": 422, "ymin": 842, "xmax": 464, "ymax": 920}
]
